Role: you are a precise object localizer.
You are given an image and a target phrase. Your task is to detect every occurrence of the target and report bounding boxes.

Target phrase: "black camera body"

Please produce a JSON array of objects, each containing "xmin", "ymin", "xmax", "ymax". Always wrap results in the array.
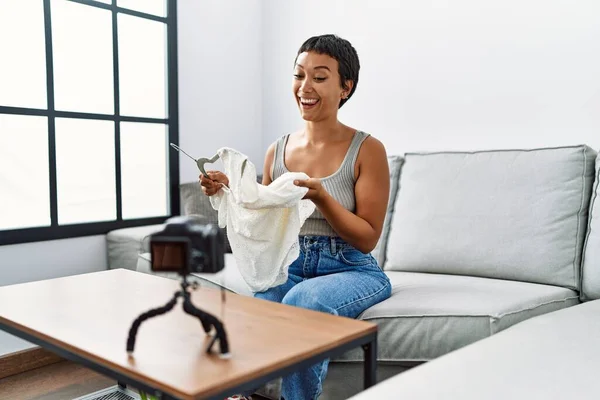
[{"xmin": 150, "ymin": 216, "xmax": 225, "ymax": 275}]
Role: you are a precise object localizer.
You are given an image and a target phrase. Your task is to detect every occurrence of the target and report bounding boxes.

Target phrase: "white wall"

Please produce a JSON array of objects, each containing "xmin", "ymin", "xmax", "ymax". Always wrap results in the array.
[
  {"xmin": 0, "ymin": 236, "xmax": 107, "ymax": 287},
  {"xmin": 262, "ymin": 0, "xmax": 600, "ymax": 155},
  {"xmin": 178, "ymin": 0, "xmax": 263, "ymax": 183}
]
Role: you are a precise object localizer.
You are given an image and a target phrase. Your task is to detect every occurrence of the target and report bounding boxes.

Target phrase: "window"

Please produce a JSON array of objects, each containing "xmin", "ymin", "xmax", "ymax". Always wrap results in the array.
[{"xmin": 0, "ymin": 0, "xmax": 180, "ymax": 245}]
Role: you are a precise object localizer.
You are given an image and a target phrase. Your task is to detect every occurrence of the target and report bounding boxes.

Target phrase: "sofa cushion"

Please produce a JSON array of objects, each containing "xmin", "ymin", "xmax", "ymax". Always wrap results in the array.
[
  {"xmin": 370, "ymin": 156, "xmax": 404, "ymax": 268},
  {"xmin": 581, "ymin": 152, "xmax": 600, "ymax": 300},
  {"xmin": 386, "ymin": 146, "xmax": 597, "ymax": 290},
  {"xmin": 348, "ymin": 299, "xmax": 600, "ymax": 400},
  {"xmin": 335, "ymin": 271, "xmax": 579, "ymax": 363},
  {"xmin": 138, "ymin": 251, "xmax": 579, "ymax": 363},
  {"xmin": 106, "ymin": 224, "xmax": 165, "ymax": 270}
]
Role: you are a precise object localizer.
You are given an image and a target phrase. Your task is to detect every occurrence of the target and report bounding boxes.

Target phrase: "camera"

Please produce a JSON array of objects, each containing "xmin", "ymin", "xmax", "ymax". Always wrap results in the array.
[
  {"xmin": 150, "ymin": 216, "xmax": 225, "ymax": 275},
  {"xmin": 128, "ymin": 215, "xmax": 231, "ymax": 357}
]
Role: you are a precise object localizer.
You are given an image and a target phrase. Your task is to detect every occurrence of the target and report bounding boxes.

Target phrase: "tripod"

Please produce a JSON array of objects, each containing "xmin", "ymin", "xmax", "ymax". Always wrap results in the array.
[{"xmin": 126, "ymin": 274, "xmax": 230, "ymax": 358}]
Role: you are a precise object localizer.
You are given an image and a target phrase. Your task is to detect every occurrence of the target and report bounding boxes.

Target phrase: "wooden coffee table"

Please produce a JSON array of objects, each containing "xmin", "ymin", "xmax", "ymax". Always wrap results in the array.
[{"xmin": 0, "ymin": 269, "xmax": 378, "ymax": 400}]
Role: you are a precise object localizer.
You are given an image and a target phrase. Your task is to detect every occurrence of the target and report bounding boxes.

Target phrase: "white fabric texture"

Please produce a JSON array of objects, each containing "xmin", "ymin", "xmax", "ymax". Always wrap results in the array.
[{"xmin": 209, "ymin": 147, "xmax": 316, "ymax": 292}]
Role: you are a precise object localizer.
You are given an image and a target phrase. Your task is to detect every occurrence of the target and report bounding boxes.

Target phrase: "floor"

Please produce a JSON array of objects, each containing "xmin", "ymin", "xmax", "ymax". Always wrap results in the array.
[
  {"xmin": 0, "ymin": 361, "xmax": 114, "ymax": 400},
  {"xmin": 0, "ymin": 360, "xmax": 270, "ymax": 400}
]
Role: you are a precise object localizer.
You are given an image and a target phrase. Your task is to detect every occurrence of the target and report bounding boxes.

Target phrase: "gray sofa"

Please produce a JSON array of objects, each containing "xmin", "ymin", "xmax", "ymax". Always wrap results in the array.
[
  {"xmin": 106, "ymin": 145, "xmax": 600, "ymax": 399},
  {"xmin": 349, "ymin": 295, "xmax": 600, "ymax": 399}
]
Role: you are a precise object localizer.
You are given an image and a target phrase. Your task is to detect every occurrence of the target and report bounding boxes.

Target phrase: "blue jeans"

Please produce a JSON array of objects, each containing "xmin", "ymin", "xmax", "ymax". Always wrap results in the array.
[{"xmin": 254, "ymin": 236, "xmax": 392, "ymax": 400}]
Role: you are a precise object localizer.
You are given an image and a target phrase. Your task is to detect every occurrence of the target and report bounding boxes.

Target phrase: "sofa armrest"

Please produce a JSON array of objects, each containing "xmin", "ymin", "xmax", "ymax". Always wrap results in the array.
[{"xmin": 106, "ymin": 224, "xmax": 165, "ymax": 270}]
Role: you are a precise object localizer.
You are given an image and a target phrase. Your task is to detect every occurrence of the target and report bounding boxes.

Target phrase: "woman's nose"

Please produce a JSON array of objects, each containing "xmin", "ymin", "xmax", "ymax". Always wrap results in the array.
[{"xmin": 300, "ymin": 78, "xmax": 313, "ymax": 92}]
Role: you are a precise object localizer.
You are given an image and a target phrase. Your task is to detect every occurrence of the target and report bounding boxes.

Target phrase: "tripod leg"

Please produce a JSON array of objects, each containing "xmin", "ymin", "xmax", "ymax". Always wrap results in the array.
[
  {"xmin": 126, "ymin": 295, "xmax": 179, "ymax": 353},
  {"xmin": 182, "ymin": 295, "xmax": 230, "ymax": 356},
  {"xmin": 181, "ymin": 294, "xmax": 212, "ymax": 334}
]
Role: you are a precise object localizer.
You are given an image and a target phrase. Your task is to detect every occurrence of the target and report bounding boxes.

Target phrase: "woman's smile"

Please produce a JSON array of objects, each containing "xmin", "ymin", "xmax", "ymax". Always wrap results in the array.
[{"xmin": 299, "ymin": 96, "xmax": 320, "ymax": 109}]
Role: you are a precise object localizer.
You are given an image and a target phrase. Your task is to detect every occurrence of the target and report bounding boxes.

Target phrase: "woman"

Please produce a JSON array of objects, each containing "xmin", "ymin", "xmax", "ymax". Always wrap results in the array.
[{"xmin": 201, "ymin": 34, "xmax": 391, "ymax": 400}]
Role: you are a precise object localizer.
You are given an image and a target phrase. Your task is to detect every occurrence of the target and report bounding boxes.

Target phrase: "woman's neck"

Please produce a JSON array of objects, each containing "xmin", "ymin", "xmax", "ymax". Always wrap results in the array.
[{"xmin": 303, "ymin": 119, "xmax": 348, "ymax": 145}]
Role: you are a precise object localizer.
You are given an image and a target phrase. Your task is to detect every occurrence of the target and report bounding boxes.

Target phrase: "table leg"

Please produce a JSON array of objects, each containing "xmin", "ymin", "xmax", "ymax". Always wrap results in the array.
[{"xmin": 362, "ymin": 337, "xmax": 377, "ymax": 389}]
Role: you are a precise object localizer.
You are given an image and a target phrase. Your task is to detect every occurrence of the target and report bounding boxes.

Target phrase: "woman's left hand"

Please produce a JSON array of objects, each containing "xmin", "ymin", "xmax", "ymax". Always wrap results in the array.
[{"xmin": 294, "ymin": 178, "xmax": 326, "ymax": 202}]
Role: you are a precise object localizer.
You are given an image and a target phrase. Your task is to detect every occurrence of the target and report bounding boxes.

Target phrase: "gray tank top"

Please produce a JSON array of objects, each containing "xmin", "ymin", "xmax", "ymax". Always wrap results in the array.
[{"xmin": 271, "ymin": 130, "xmax": 370, "ymax": 236}]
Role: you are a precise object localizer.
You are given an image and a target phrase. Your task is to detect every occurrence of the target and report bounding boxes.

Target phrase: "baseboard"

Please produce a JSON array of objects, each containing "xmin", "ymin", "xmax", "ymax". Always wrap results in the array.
[{"xmin": 0, "ymin": 346, "xmax": 64, "ymax": 380}]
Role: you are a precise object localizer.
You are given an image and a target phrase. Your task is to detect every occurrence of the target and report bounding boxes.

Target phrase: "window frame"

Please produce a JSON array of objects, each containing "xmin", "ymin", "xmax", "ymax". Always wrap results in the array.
[{"xmin": 0, "ymin": 0, "xmax": 180, "ymax": 246}]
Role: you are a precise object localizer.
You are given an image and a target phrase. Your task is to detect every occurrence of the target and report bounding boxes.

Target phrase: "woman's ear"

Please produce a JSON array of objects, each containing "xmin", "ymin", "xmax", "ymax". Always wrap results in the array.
[{"xmin": 342, "ymin": 80, "xmax": 354, "ymax": 98}]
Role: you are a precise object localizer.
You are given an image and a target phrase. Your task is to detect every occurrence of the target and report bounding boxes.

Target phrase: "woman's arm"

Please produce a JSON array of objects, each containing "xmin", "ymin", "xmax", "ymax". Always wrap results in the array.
[
  {"xmin": 296, "ymin": 137, "xmax": 390, "ymax": 253},
  {"xmin": 262, "ymin": 141, "xmax": 276, "ymax": 186}
]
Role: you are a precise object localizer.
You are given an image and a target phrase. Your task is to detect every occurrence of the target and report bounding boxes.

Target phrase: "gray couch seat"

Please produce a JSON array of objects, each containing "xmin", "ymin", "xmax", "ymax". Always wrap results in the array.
[
  {"xmin": 348, "ymin": 298, "xmax": 600, "ymax": 400},
  {"xmin": 337, "ymin": 271, "xmax": 579, "ymax": 362},
  {"xmin": 136, "ymin": 253, "xmax": 579, "ymax": 363}
]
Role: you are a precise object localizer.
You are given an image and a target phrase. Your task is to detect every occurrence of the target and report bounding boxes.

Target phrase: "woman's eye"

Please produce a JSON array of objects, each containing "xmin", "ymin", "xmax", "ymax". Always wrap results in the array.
[
  {"xmin": 314, "ymin": 77, "xmax": 326, "ymax": 82},
  {"xmin": 293, "ymin": 74, "xmax": 304, "ymax": 79}
]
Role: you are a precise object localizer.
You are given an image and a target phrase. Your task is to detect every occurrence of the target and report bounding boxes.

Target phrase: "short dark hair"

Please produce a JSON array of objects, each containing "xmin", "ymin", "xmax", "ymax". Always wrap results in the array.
[{"xmin": 295, "ymin": 34, "xmax": 360, "ymax": 108}]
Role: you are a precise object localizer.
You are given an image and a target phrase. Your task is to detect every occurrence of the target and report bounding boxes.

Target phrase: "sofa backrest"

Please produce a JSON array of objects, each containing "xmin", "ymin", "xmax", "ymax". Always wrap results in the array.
[
  {"xmin": 384, "ymin": 145, "xmax": 597, "ymax": 290},
  {"xmin": 581, "ymin": 152, "xmax": 600, "ymax": 300},
  {"xmin": 371, "ymin": 156, "xmax": 404, "ymax": 267}
]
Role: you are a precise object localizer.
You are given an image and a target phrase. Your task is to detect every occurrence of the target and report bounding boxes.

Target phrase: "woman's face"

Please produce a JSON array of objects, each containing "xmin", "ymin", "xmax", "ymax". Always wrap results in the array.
[{"xmin": 293, "ymin": 51, "xmax": 349, "ymax": 122}]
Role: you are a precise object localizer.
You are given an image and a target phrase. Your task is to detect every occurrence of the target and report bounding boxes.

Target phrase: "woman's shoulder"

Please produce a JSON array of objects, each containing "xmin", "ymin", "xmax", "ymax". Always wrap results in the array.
[
  {"xmin": 269, "ymin": 130, "xmax": 300, "ymax": 147},
  {"xmin": 348, "ymin": 128, "xmax": 382, "ymax": 147},
  {"xmin": 355, "ymin": 131, "xmax": 387, "ymax": 159},
  {"xmin": 266, "ymin": 133, "xmax": 288, "ymax": 153},
  {"xmin": 264, "ymin": 131, "xmax": 298, "ymax": 166}
]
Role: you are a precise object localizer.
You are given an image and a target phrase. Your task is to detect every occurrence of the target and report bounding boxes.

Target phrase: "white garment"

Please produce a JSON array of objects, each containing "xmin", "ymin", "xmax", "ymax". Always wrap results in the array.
[{"xmin": 209, "ymin": 147, "xmax": 316, "ymax": 292}]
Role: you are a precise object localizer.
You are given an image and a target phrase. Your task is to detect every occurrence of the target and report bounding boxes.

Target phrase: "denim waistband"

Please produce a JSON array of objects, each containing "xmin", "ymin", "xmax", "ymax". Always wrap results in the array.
[{"xmin": 299, "ymin": 235, "xmax": 352, "ymax": 254}]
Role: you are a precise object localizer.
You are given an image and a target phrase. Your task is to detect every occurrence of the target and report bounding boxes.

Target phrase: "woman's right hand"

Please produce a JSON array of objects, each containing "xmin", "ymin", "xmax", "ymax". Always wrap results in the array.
[{"xmin": 199, "ymin": 170, "xmax": 229, "ymax": 196}]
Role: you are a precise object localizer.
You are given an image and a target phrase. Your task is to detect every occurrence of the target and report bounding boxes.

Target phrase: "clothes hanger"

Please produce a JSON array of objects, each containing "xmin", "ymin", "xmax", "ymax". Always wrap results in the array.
[{"xmin": 169, "ymin": 143, "xmax": 220, "ymax": 177}]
